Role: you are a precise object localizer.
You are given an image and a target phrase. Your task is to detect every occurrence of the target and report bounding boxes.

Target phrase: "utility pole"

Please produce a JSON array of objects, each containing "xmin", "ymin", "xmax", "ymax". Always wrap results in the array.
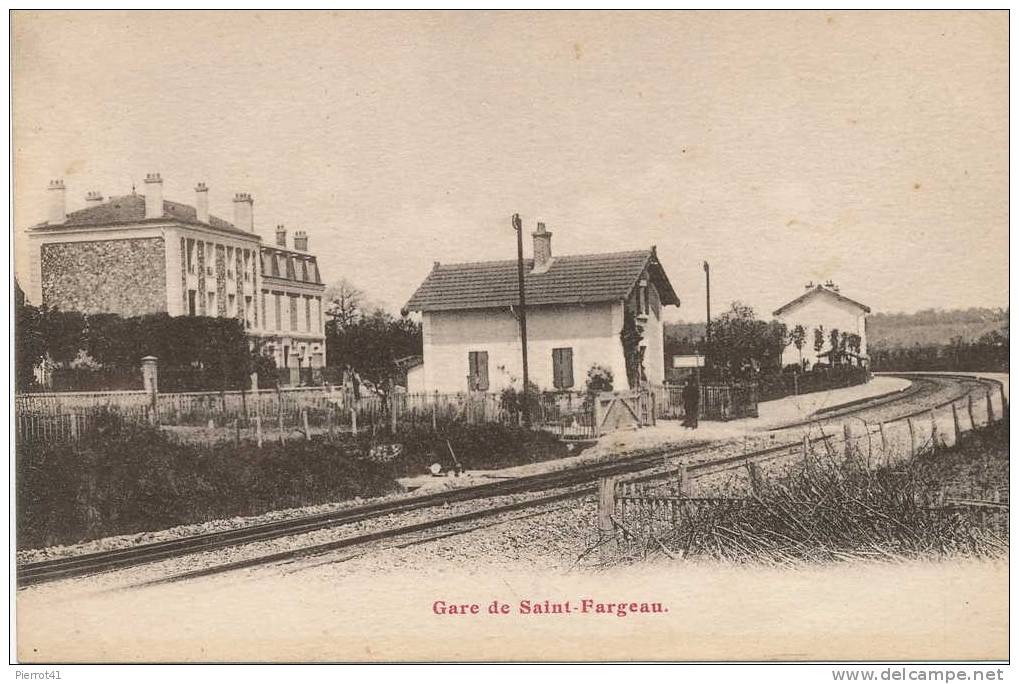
[
  {"xmin": 703, "ymin": 260, "xmax": 711, "ymax": 371},
  {"xmin": 512, "ymin": 213, "xmax": 531, "ymax": 425}
]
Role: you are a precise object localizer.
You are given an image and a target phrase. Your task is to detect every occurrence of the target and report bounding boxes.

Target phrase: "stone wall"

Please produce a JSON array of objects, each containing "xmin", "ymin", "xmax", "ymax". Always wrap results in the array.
[{"xmin": 41, "ymin": 237, "xmax": 167, "ymax": 316}]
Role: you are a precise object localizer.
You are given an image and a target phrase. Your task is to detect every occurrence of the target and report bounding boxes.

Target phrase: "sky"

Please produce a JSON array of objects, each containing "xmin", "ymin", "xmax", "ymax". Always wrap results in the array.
[{"xmin": 11, "ymin": 10, "xmax": 1008, "ymax": 322}]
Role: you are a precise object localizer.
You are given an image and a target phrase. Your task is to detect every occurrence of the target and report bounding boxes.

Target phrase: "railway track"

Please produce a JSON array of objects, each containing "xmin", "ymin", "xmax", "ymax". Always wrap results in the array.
[{"xmin": 17, "ymin": 372, "xmax": 1005, "ymax": 588}]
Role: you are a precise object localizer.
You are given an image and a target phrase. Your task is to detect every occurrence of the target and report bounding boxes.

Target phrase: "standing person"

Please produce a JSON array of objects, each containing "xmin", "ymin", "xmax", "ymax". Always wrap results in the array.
[{"xmin": 682, "ymin": 377, "xmax": 700, "ymax": 429}]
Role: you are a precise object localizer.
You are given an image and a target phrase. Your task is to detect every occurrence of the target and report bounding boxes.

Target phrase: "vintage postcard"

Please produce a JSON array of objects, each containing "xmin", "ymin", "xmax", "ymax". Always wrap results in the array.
[{"xmin": 10, "ymin": 10, "xmax": 1009, "ymax": 667}]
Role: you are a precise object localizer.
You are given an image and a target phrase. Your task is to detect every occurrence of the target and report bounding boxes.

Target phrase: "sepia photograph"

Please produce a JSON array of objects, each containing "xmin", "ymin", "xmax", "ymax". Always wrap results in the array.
[{"xmin": 9, "ymin": 9, "xmax": 1010, "ymax": 668}]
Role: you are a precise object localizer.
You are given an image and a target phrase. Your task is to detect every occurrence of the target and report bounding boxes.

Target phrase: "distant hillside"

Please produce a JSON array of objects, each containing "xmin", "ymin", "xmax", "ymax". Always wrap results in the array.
[
  {"xmin": 666, "ymin": 307, "xmax": 1008, "ymax": 352},
  {"xmin": 868, "ymin": 307, "xmax": 1008, "ymax": 349}
]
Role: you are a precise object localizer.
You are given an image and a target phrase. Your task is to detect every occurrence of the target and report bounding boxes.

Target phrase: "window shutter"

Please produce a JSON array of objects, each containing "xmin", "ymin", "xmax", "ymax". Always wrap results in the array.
[
  {"xmin": 552, "ymin": 348, "xmax": 574, "ymax": 390},
  {"xmin": 468, "ymin": 352, "xmax": 478, "ymax": 389},
  {"xmin": 477, "ymin": 351, "xmax": 489, "ymax": 391}
]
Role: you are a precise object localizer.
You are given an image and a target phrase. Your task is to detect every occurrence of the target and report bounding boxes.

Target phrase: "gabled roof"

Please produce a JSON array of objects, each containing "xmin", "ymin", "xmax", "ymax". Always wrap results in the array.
[
  {"xmin": 29, "ymin": 193, "xmax": 255, "ymax": 238},
  {"xmin": 405, "ymin": 248, "xmax": 680, "ymax": 313},
  {"xmin": 773, "ymin": 285, "xmax": 871, "ymax": 316}
]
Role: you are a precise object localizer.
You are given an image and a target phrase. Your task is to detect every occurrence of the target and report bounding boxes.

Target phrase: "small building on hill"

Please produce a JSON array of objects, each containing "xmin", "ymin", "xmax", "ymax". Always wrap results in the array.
[
  {"xmin": 773, "ymin": 281, "xmax": 871, "ymax": 369},
  {"xmin": 404, "ymin": 222, "xmax": 680, "ymax": 393}
]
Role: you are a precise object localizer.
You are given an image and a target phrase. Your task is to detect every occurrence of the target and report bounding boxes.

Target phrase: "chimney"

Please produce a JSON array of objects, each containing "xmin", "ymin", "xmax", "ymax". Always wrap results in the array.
[
  {"xmin": 531, "ymin": 221, "xmax": 553, "ymax": 272},
  {"xmin": 293, "ymin": 230, "xmax": 308, "ymax": 251},
  {"xmin": 275, "ymin": 224, "xmax": 287, "ymax": 247},
  {"xmin": 195, "ymin": 182, "xmax": 209, "ymax": 224},
  {"xmin": 233, "ymin": 192, "xmax": 254, "ymax": 232},
  {"xmin": 85, "ymin": 190, "xmax": 104, "ymax": 206},
  {"xmin": 47, "ymin": 179, "xmax": 66, "ymax": 225},
  {"xmin": 144, "ymin": 173, "xmax": 163, "ymax": 219}
]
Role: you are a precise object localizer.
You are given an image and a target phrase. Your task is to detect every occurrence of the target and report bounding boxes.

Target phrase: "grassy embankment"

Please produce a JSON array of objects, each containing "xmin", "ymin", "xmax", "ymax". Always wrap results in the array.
[{"xmin": 17, "ymin": 412, "xmax": 577, "ymax": 549}]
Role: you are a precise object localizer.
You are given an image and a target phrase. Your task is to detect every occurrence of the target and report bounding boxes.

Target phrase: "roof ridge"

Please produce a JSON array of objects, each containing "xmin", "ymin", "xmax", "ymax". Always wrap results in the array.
[{"xmin": 434, "ymin": 248, "xmax": 651, "ymax": 270}]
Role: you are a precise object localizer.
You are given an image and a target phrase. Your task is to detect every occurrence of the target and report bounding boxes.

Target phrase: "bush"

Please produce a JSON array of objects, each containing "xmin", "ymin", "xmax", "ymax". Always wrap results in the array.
[
  {"xmin": 658, "ymin": 420, "xmax": 1009, "ymax": 563},
  {"xmin": 385, "ymin": 422, "xmax": 575, "ymax": 474},
  {"xmin": 16, "ymin": 411, "xmax": 400, "ymax": 549},
  {"xmin": 585, "ymin": 364, "xmax": 614, "ymax": 393}
]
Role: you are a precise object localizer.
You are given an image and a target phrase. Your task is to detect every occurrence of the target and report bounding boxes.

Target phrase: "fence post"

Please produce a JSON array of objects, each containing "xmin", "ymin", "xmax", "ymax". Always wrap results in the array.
[
  {"xmin": 677, "ymin": 464, "xmax": 692, "ymax": 497},
  {"xmin": 141, "ymin": 355, "xmax": 159, "ymax": 423},
  {"xmin": 929, "ymin": 410, "xmax": 938, "ymax": 449},
  {"xmin": 327, "ymin": 406, "xmax": 335, "ymax": 438},
  {"xmin": 907, "ymin": 418, "xmax": 916, "ymax": 458},
  {"xmin": 999, "ymin": 384, "xmax": 1008, "ymax": 416},
  {"xmin": 390, "ymin": 394, "xmax": 398, "ymax": 433},
  {"xmin": 801, "ymin": 433, "xmax": 810, "ymax": 469},
  {"xmin": 968, "ymin": 393, "xmax": 976, "ymax": 430},
  {"xmin": 278, "ymin": 404, "xmax": 286, "ymax": 444},
  {"xmin": 255, "ymin": 414, "xmax": 263, "ymax": 448},
  {"xmin": 986, "ymin": 390, "xmax": 995, "ymax": 423},
  {"xmin": 951, "ymin": 403, "xmax": 961, "ymax": 444},
  {"xmin": 351, "ymin": 408, "xmax": 358, "ymax": 436},
  {"xmin": 843, "ymin": 423, "xmax": 853, "ymax": 459},
  {"xmin": 69, "ymin": 412, "xmax": 79, "ymax": 441},
  {"xmin": 302, "ymin": 409, "xmax": 311, "ymax": 439},
  {"xmin": 748, "ymin": 462, "xmax": 763, "ymax": 495},
  {"xmin": 597, "ymin": 477, "xmax": 618, "ymax": 562}
]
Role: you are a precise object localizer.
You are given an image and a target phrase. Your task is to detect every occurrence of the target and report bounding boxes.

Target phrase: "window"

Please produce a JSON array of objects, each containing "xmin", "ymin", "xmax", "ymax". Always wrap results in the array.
[
  {"xmin": 186, "ymin": 240, "xmax": 195, "ymax": 275},
  {"xmin": 274, "ymin": 293, "xmax": 282, "ymax": 330},
  {"xmin": 301, "ymin": 259, "xmax": 309, "ymax": 282},
  {"xmin": 468, "ymin": 351, "xmax": 489, "ymax": 391},
  {"xmin": 315, "ymin": 297, "xmax": 322, "ymax": 332},
  {"xmin": 207, "ymin": 291, "xmax": 216, "ymax": 315},
  {"xmin": 304, "ymin": 297, "xmax": 311, "ymax": 331},
  {"xmin": 187, "ymin": 290, "xmax": 197, "ymax": 316},
  {"xmin": 228, "ymin": 294, "xmax": 236, "ymax": 317},
  {"xmin": 245, "ymin": 296, "xmax": 253, "ymax": 328},
  {"xmin": 552, "ymin": 347, "xmax": 574, "ymax": 390},
  {"xmin": 637, "ymin": 278, "xmax": 649, "ymax": 317},
  {"xmin": 289, "ymin": 295, "xmax": 299, "ymax": 331}
]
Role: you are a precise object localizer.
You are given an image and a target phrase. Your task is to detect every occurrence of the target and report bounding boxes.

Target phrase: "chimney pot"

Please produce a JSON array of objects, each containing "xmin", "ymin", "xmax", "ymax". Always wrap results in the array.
[
  {"xmin": 293, "ymin": 230, "xmax": 308, "ymax": 251},
  {"xmin": 195, "ymin": 182, "xmax": 209, "ymax": 224},
  {"xmin": 233, "ymin": 192, "xmax": 254, "ymax": 232},
  {"xmin": 143, "ymin": 172, "xmax": 163, "ymax": 219},
  {"xmin": 85, "ymin": 190, "xmax": 104, "ymax": 205},
  {"xmin": 531, "ymin": 221, "xmax": 553, "ymax": 272},
  {"xmin": 47, "ymin": 179, "xmax": 66, "ymax": 225},
  {"xmin": 275, "ymin": 224, "xmax": 287, "ymax": 247}
]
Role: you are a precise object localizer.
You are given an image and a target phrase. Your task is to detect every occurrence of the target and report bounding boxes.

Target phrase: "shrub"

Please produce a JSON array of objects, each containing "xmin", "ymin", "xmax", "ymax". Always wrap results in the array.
[
  {"xmin": 585, "ymin": 364, "xmax": 614, "ymax": 393},
  {"xmin": 16, "ymin": 411, "xmax": 400, "ymax": 549}
]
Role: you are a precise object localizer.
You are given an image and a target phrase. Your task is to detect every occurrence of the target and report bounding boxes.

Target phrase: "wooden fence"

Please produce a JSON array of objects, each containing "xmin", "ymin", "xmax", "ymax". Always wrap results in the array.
[
  {"xmin": 596, "ymin": 384, "xmax": 1009, "ymax": 560},
  {"xmin": 14, "ymin": 386, "xmax": 629, "ymax": 444}
]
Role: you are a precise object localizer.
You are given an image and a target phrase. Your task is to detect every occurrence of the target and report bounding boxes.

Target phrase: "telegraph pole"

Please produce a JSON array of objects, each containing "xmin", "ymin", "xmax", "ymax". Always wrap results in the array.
[
  {"xmin": 512, "ymin": 213, "xmax": 531, "ymax": 425},
  {"xmin": 703, "ymin": 260, "xmax": 711, "ymax": 371}
]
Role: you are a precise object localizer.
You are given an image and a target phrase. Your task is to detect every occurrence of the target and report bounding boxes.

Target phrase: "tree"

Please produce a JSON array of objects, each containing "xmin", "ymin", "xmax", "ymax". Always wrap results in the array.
[
  {"xmin": 813, "ymin": 326, "xmax": 825, "ymax": 357},
  {"xmin": 704, "ymin": 302, "xmax": 787, "ymax": 380},
  {"xmin": 325, "ymin": 307, "xmax": 422, "ymax": 396},
  {"xmin": 789, "ymin": 324, "xmax": 806, "ymax": 368},
  {"xmin": 324, "ymin": 278, "xmax": 367, "ymax": 332},
  {"xmin": 829, "ymin": 328, "xmax": 841, "ymax": 365}
]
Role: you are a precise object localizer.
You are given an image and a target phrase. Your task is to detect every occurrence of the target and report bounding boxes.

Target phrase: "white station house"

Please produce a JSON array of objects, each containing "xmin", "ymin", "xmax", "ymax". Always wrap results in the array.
[{"xmin": 404, "ymin": 222, "xmax": 680, "ymax": 394}]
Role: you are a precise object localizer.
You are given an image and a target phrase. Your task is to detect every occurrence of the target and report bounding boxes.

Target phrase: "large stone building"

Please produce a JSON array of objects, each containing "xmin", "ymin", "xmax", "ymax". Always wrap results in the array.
[
  {"xmin": 404, "ymin": 222, "xmax": 680, "ymax": 393},
  {"xmin": 26, "ymin": 174, "xmax": 327, "ymax": 373}
]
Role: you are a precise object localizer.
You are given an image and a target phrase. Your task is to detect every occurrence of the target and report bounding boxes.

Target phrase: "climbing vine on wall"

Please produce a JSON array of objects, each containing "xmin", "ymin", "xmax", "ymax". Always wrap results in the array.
[{"xmin": 620, "ymin": 309, "xmax": 645, "ymax": 389}]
